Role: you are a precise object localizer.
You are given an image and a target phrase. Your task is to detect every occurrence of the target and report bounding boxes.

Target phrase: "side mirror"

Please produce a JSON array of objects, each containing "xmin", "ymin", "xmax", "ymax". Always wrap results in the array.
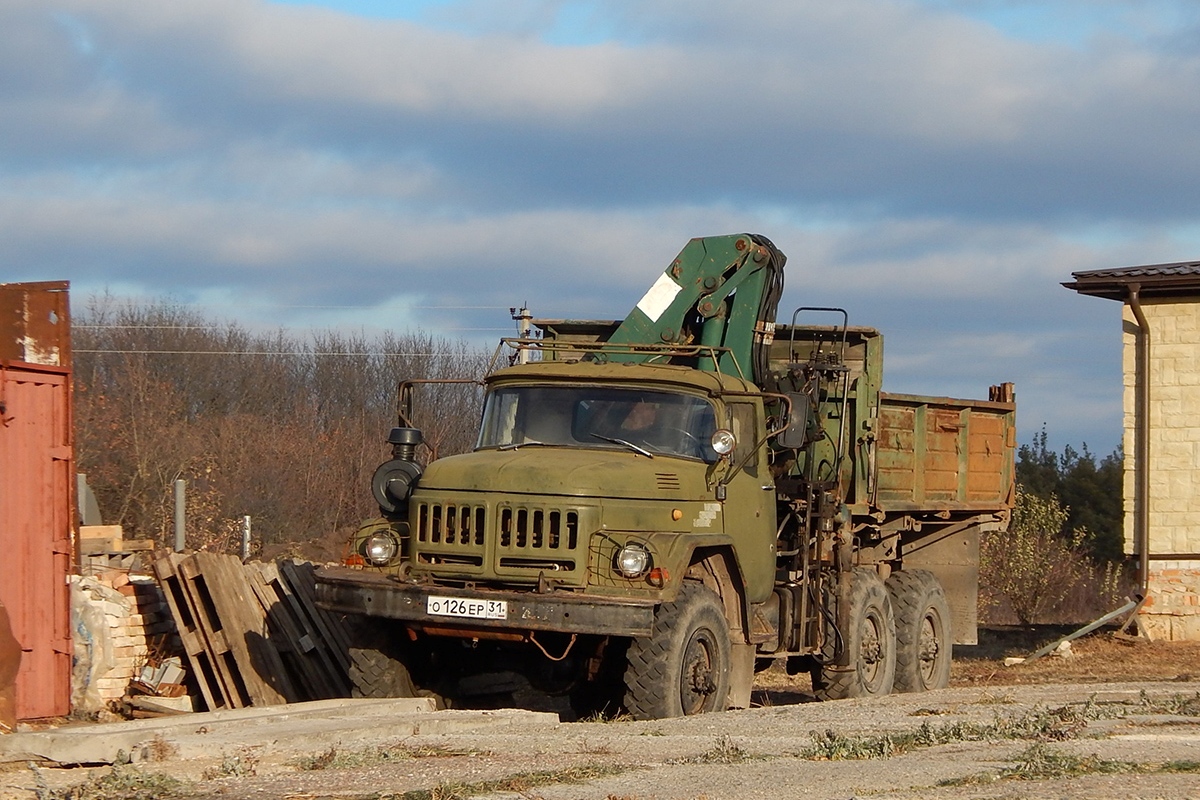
[{"xmin": 777, "ymin": 393, "xmax": 811, "ymax": 450}]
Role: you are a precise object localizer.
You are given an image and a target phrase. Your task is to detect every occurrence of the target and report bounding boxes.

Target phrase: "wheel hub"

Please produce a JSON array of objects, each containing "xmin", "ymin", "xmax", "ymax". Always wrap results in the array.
[{"xmin": 680, "ymin": 633, "xmax": 717, "ymax": 713}]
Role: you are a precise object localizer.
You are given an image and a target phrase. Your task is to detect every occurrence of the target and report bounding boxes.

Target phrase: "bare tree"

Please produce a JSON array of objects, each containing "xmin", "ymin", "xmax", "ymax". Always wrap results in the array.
[{"xmin": 74, "ymin": 297, "xmax": 489, "ymax": 556}]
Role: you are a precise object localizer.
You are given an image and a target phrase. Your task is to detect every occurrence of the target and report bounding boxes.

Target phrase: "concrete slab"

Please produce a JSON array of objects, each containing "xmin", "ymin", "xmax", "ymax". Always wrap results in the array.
[{"xmin": 0, "ymin": 698, "xmax": 560, "ymax": 766}]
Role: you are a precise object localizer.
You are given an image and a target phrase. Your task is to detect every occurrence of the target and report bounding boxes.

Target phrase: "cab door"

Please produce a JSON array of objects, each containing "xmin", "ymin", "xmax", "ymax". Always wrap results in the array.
[{"xmin": 721, "ymin": 399, "xmax": 776, "ymax": 603}]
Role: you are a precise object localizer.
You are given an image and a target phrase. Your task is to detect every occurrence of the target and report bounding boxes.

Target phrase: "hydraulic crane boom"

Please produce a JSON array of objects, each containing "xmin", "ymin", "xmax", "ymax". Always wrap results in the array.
[{"xmin": 596, "ymin": 233, "xmax": 786, "ymax": 386}]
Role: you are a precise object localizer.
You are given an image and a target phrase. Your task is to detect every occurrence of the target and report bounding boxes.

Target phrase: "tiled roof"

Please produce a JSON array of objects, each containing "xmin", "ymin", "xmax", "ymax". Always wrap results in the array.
[
  {"xmin": 1063, "ymin": 260, "xmax": 1200, "ymax": 300},
  {"xmin": 1069, "ymin": 262, "xmax": 1200, "ymax": 280}
]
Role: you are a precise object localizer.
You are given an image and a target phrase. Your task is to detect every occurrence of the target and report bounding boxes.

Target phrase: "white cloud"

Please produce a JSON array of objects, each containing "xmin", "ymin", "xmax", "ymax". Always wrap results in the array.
[{"xmin": 7, "ymin": 0, "xmax": 1200, "ymax": 449}]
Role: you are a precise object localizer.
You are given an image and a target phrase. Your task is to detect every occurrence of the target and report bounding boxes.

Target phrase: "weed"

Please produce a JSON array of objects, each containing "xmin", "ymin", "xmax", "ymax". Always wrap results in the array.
[
  {"xmin": 798, "ymin": 698, "xmax": 1130, "ymax": 762},
  {"xmin": 290, "ymin": 743, "xmax": 467, "ymax": 770},
  {"xmin": 44, "ymin": 763, "xmax": 188, "ymax": 800},
  {"xmin": 974, "ymin": 690, "xmax": 1016, "ymax": 705},
  {"xmin": 942, "ymin": 743, "xmax": 1200, "ymax": 786},
  {"xmin": 401, "ymin": 762, "xmax": 626, "ymax": 800},
  {"xmin": 1006, "ymin": 743, "xmax": 1136, "ymax": 780},
  {"xmin": 297, "ymin": 746, "xmax": 339, "ymax": 771},
  {"xmin": 574, "ymin": 737, "xmax": 622, "ymax": 756},
  {"xmin": 201, "ymin": 748, "xmax": 259, "ymax": 780},
  {"xmin": 578, "ymin": 709, "xmax": 633, "ymax": 723},
  {"xmin": 802, "ymin": 729, "xmax": 901, "ymax": 761},
  {"xmin": 1138, "ymin": 690, "xmax": 1200, "ymax": 716},
  {"xmin": 908, "ymin": 707, "xmax": 951, "ymax": 717},
  {"xmin": 673, "ymin": 735, "xmax": 754, "ymax": 765}
]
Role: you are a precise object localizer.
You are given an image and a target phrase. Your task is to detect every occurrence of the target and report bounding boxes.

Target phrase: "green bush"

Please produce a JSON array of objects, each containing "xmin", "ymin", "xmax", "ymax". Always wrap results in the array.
[{"xmin": 981, "ymin": 489, "xmax": 1094, "ymax": 625}]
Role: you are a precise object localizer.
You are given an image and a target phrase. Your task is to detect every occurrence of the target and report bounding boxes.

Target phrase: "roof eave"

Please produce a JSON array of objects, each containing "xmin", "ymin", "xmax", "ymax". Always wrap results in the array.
[{"xmin": 1063, "ymin": 274, "xmax": 1200, "ymax": 301}]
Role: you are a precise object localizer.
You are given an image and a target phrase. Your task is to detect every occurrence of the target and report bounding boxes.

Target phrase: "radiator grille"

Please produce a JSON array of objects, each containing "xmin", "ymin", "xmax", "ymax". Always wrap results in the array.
[
  {"xmin": 497, "ymin": 507, "xmax": 579, "ymax": 550},
  {"xmin": 415, "ymin": 502, "xmax": 486, "ymax": 546},
  {"xmin": 412, "ymin": 497, "xmax": 591, "ymax": 582}
]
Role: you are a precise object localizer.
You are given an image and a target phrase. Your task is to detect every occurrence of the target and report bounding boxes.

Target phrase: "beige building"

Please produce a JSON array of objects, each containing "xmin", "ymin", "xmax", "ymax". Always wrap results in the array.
[{"xmin": 1064, "ymin": 263, "xmax": 1200, "ymax": 640}]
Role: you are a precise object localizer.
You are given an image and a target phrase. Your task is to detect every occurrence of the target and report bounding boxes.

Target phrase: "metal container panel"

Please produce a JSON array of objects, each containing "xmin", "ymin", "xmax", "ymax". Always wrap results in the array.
[{"xmin": 0, "ymin": 281, "xmax": 72, "ymax": 720}]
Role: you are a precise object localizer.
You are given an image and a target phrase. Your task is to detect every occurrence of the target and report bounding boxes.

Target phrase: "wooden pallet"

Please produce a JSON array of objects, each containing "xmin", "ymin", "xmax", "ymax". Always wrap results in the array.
[
  {"xmin": 245, "ymin": 561, "xmax": 351, "ymax": 700},
  {"xmin": 154, "ymin": 553, "xmax": 228, "ymax": 711},
  {"xmin": 154, "ymin": 553, "xmax": 352, "ymax": 710}
]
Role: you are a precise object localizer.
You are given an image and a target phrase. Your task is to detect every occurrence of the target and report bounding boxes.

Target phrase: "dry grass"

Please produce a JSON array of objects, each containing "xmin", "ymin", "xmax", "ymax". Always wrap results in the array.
[
  {"xmin": 953, "ymin": 628, "xmax": 1200, "ymax": 688},
  {"xmin": 751, "ymin": 626, "xmax": 1200, "ymax": 705},
  {"xmin": 400, "ymin": 763, "xmax": 627, "ymax": 800}
]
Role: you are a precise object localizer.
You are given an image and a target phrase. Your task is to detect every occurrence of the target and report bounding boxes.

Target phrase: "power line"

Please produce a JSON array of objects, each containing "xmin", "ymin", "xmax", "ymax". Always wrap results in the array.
[
  {"xmin": 219, "ymin": 304, "xmax": 509, "ymax": 310},
  {"xmin": 76, "ymin": 349, "xmax": 492, "ymax": 357},
  {"xmin": 79, "ymin": 303, "xmax": 511, "ymax": 312},
  {"xmin": 75, "ymin": 325, "xmax": 514, "ymax": 332}
]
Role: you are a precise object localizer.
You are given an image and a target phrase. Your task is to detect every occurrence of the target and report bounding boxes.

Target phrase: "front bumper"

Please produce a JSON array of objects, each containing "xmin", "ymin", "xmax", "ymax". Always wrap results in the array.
[{"xmin": 315, "ymin": 566, "xmax": 656, "ymax": 638}]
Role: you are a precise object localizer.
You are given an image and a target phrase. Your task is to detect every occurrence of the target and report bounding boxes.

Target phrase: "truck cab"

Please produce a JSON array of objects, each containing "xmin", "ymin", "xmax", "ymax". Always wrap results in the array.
[{"xmin": 318, "ymin": 355, "xmax": 778, "ymax": 717}]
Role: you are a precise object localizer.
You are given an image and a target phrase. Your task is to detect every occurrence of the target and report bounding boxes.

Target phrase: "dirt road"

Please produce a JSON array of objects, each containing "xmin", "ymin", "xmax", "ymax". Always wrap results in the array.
[
  {"xmin": 3, "ymin": 631, "xmax": 1199, "ymax": 800},
  {"xmin": 3, "ymin": 680, "xmax": 1198, "ymax": 799}
]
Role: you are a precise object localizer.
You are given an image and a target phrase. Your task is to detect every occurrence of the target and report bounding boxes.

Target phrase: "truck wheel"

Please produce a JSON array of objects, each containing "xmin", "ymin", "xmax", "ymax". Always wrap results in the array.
[
  {"xmin": 812, "ymin": 568, "xmax": 896, "ymax": 700},
  {"xmin": 349, "ymin": 645, "xmax": 419, "ymax": 698},
  {"xmin": 886, "ymin": 570, "xmax": 952, "ymax": 692},
  {"xmin": 624, "ymin": 583, "xmax": 731, "ymax": 720},
  {"xmin": 345, "ymin": 619, "xmax": 425, "ymax": 699}
]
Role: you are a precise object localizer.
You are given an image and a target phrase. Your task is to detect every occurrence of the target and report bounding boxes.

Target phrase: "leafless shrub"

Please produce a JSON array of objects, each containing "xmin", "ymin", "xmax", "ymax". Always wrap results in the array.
[{"xmin": 980, "ymin": 488, "xmax": 1135, "ymax": 625}]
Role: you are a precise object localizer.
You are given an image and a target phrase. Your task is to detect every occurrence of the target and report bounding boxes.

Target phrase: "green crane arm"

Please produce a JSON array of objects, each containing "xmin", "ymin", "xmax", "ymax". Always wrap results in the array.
[{"xmin": 598, "ymin": 233, "xmax": 786, "ymax": 386}]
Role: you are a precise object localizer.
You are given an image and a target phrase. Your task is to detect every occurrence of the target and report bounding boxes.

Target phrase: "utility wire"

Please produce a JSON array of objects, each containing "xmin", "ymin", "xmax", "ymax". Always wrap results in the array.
[
  {"xmin": 76, "ymin": 349, "xmax": 492, "ymax": 357},
  {"xmin": 76, "ymin": 325, "xmax": 513, "ymax": 332}
]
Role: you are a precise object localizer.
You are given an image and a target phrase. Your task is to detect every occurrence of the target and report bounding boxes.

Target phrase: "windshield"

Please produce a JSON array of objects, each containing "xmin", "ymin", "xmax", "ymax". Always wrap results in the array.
[{"xmin": 477, "ymin": 385, "xmax": 719, "ymax": 461}]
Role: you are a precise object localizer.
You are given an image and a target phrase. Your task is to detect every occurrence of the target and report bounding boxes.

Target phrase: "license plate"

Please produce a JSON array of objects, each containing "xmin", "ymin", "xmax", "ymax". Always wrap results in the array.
[{"xmin": 427, "ymin": 595, "xmax": 508, "ymax": 621}]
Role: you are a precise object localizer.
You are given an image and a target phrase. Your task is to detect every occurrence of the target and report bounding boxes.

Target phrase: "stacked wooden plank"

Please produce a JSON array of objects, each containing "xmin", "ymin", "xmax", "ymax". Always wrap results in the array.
[
  {"xmin": 153, "ymin": 553, "xmax": 352, "ymax": 710},
  {"xmin": 79, "ymin": 525, "xmax": 157, "ymax": 576}
]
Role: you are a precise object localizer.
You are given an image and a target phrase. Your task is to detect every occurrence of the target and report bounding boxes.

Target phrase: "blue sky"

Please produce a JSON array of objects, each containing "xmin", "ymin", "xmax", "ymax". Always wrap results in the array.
[{"xmin": 7, "ymin": 0, "xmax": 1200, "ymax": 453}]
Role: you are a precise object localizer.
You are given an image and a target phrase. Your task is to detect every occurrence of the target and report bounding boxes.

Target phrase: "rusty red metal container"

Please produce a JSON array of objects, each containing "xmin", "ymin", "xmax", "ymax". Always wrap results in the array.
[{"xmin": 0, "ymin": 281, "xmax": 73, "ymax": 719}]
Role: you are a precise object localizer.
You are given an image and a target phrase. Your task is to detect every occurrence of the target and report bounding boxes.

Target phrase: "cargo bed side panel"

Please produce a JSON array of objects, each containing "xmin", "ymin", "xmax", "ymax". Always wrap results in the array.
[{"xmin": 875, "ymin": 393, "xmax": 1015, "ymax": 513}]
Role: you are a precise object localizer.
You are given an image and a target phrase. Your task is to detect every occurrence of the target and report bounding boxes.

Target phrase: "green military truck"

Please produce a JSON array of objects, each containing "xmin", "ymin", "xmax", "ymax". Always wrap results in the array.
[{"xmin": 315, "ymin": 234, "xmax": 1016, "ymax": 719}]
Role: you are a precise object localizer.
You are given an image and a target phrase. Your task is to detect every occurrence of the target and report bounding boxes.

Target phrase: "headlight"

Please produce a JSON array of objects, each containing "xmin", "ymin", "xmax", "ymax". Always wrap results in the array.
[
  {"xmin": 711, "ymin": 428, "xmax": 736, "ymax": 456},
  {"xmin": 364, "ymin": 532, "xmax": 399, "ymax": 565},
  {"xmin": 616, "ymin": 543, "xmax": 651, "ymax": 578}
]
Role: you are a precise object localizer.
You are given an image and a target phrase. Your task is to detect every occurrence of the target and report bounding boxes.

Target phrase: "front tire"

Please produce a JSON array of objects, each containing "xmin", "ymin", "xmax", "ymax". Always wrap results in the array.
[
  {"xmin": 349, "ymin": 646, "xmax": 419, "ymax": 698},
  {"xmin": 887, "ymin": 570, "xmax": 952, "ymax": 692},
  {"xmin": 345, "ymin": 619, "xmax": 437, "ymax": 703},
  {"xmin": 812, "ymin": 568, "xmax": 896, "ymax": 700},
  {"xmin": 624, "ymin": 583, "xmax": 732, "ymax": 720}
]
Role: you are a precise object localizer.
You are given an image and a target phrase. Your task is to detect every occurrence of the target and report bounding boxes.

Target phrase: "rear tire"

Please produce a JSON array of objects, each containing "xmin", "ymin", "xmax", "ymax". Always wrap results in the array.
[
  {"xmin": 887, "ymin": 570, "xmax": 952, "ymax": 692},
  {"xmin": 812, "ymin": 568, "xmax": 896, "ymax": 700},
  {"xmin": 624, "ymin": 583, "xmax": 731, "ymax": 720}
]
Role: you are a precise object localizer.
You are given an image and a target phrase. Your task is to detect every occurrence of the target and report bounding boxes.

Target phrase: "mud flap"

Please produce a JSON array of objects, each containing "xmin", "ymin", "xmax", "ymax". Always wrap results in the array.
[{"xmin": 727, "ymin": 642, "xmax": 755, "ymax": 709}]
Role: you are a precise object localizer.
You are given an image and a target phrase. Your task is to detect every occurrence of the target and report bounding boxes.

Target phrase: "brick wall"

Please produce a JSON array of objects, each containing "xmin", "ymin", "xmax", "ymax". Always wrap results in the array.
[
  {"xmin": 1140, "ymin": 564, "xmax": 1200, "ymax": 640},
  {"xmin": 1122, "ymin": 298, "xmax": 1200, "ymax": 640},
  {"xmin": 70, "ymin": 573, "xmax": 179, "ymax": 713}
]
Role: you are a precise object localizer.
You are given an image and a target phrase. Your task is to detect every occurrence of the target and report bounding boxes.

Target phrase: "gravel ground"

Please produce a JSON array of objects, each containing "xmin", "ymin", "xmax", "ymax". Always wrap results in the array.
[{"xmin": 4, "ymin": 679, "xmax": 1198, "ymax": 800}]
